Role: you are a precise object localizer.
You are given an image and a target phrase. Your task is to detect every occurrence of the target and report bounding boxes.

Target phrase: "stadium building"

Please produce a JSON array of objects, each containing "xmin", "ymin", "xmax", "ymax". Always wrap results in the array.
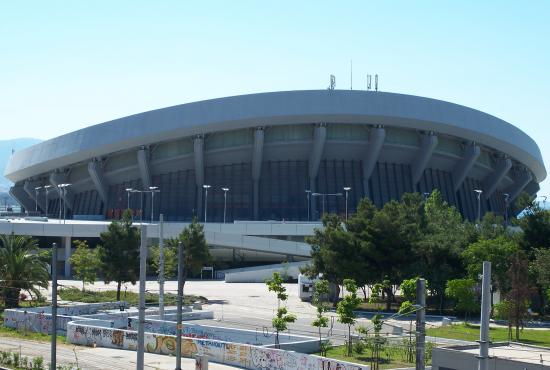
[{"xmin": 5, "ymin": 90, "xmax": 545, "ymax": 222}]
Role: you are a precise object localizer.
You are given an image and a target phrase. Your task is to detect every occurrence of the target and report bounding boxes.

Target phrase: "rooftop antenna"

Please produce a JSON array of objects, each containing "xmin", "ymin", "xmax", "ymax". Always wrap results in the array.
[
  {"xmin": 375, "ymin": 74, "xmax": 379, "ymax": 92},
  {"xmin": 350, "ymin": 60, "xmax": 353, "ymax": 90},
  {"xmin": 329, "ymin": 75, "xmax": 336, "ymax": 90},
  {"xmin": 367, "ymin": 74, "xmax": 372, "ymax": 90}
]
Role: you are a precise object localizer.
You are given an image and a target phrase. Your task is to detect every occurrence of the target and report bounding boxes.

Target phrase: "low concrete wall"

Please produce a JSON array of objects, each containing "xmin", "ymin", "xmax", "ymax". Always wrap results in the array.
[
  {"xmin": 126, "ymin": 317, "xmax": 317, "ymax": 351},
  {"xmin": 67, "ymin": 320, "xmax": 368, "ymax": 370},
  {"xmin": 223, "ymin": 261, "xmax": 309, "ymax": 283}
]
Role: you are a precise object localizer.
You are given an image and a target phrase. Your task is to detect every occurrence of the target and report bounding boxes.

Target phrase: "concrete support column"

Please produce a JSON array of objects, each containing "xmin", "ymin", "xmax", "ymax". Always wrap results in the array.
[
  {"xmin": 194, "ymin": 135, "xmax": 205, "ymax": 219},
  {"xmin": 482, "ymin": 158, "xmax": 512, "ymax": 198},
  {"xmin": 9, "ymin": 184, "xmax": 35, "ymax": 212},
  {"xmin": 23, "ymin": 179, "xmax": 45, "ymax": 212},
  {"xmin": 505, "ymin": 170, "xmax": 533, "ymax": 203},
  {"xmin": 87, "ymin": 159, "xmax": 109, "ymax": 205},
  {"xmin": 309, "ymin": 124, "xmax": 327, "ymax": 219},
  {"xmin": 137, "ymin": 146, "xmax": 152, "ymax": 190},
  {"xmin": 251, "ymin": 127, "xmax": 264, "ymax": 220},
  {"xmin": 362, "ymin": 126, "xmax": 386, "ymax": 197},
  {"xmin": 411, "ymin": 132, "xmax": 438, "ymax": 188},
  {"xmin": 452, "ymin": 142, "xmax": 480, "ymax": 191},
  {"xmin": 63, "ymin": 236, "xmax": 72, "ymax": 278}
]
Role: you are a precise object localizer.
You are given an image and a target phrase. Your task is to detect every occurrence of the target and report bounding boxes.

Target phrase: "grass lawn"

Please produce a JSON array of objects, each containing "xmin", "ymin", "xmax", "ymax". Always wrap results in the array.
[
  {"xmin": 58, "ymin": 287, "xmax": 205, "ymax": 306},
  {"xmin": 427, "ymin": 324, "xmax": 550, "ymax": 347},
  {"xmin": 318, "ymin": 343, "xmax": 432, "ymax": 369},
  {"xmin": 0, "ymin": 321, "xmax": 66, "ymax": 344}
]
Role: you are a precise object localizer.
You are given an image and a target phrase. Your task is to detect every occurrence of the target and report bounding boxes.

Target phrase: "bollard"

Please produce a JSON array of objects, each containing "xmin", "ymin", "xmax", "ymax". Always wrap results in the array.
[{"xmin": 195, "ymin": 355, "xmax": 209, "ymax": 370}]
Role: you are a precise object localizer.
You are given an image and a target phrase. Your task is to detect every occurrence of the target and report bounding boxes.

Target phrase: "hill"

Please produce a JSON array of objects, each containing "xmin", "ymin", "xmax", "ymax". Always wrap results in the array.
[{"xmin": 0, "ymin": 138, "xmax": 42, "ymax": 192}]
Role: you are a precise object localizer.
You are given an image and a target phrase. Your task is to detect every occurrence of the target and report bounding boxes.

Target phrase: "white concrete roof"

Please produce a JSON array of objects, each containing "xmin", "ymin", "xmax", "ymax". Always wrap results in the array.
[{"xmin": 5, "ymin": 90, "xmax": 546, "ymax": 183}]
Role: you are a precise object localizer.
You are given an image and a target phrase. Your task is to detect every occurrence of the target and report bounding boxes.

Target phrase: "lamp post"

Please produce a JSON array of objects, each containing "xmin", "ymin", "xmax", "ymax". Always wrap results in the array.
[
  {"xmin": 311, "ymin": 192, "xmax": 343, "ymax": 218},
  {"xmin": 343, "ymin": 187, "xmax": 351, "ymax": 220},
  {"xmin": 34, "ymin": 186, "xmax": 42, "ymax": 213},
  {"xmin": 58, "ymin": 184, "xmax": 71, "ymax": 224},
  {"xmin": 305, "ymin": 190, "xmax": 311, "ymax": 221},
  {"xmin": 149, "ymin": 186, "xmax": 160, "ymax": 223},
  {"xmin": 474, "ymin": 189, "xmax": 483, "ymax": 223},
  {"xmin": 125, "ymin": 188, "xmax": 133, "ymax": 210},
  {"xmin": 203, "ymin": 184, "xmax": 211, "ymax": 223},
  {"xmin": 44, "ymin": 185, "xmax": 52, "ymax": 217},
  {"xmin": 503, "ymin": 193, "xmax": 510, "ymax": 227},
  {"xmin": 221, "ymin": 187, "xmax": 229, "ymax": 223}
]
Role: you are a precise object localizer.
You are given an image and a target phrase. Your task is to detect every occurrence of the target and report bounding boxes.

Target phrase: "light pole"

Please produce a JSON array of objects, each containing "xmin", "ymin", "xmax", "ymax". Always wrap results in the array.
[
  {"xmin": 44, "ymin": 185, "xmax": 52, "ymax": 217},
  {"xmin": 343, "ymin": 187, "xmax": 351, "ymax": 220},
  {"xmin": 125, "ymin": 188, "xmax": 133, "ymax": 210},
  {"xmin": 221, "ymin": 187, "xmax": 229, "ymax": 223},
  {"xmin": 305, "ymin": 190, "xmax": 311, "ymax": 221},
  {"xmin": 311, "ymin": 192, "xmax": 343, "ymax": 218},
  {"xmin": 58, "ymin": 184, "xmax": 71, "ymax": 224},
  {"xmin": 149, "ymin": 186, "xmax": 160, "ymax": 223},
  {"xmin": 34, "ymin": 186, "xmax": 42, "ymax": 213},
  {"xmin": 474, "ymin": 189, "xmax": 483, "ymax": 223},
  {"xmin": 203, "ymin": 184, "xmax": 211, "ymax": 223},
  {"xmin": 503, "ymin": 193, "xmax": 510, "ymax": 226}
]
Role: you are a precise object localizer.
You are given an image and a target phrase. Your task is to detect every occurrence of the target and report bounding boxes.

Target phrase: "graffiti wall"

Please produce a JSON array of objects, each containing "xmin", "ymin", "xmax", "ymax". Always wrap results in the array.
[
  {"xmin": 126, "ymin": 318, "xmax": 314, "ymax": 349},
  {"xmin": 67, "ymin": 321, "xmax": 369, "ymax": 370}
]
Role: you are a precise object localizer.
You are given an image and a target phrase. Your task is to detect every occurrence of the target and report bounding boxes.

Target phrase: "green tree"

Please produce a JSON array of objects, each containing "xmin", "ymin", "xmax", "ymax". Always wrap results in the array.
[
  {"xmin": 149, "ymin": 245, "xmax": 177, "ymax": 278},
  {"xmin": 70, "ymin": 240, "xmax": 100, "ymax": 291},
  {"xmin": 311, "ymin": 279, "xmax": 330, "ymax": 355},
  {"xmin": 532, "ymin": 248, "xmax": 550, "ymax": 314},
  {"xmin": 336, "ymin": 279, "xmax": 362, "ymax": 356},
  {"xmin": 165, "ymin": 217, "xmax": 211, "ymax": 286},
  {"xmin": 266, "ymin": 272, "xmax": 296, "ymax": 348},
  {"xmin": 445, "ymin": 278, "xmax": 478, "ymax": 322},
  {"xmin": 462, "ymin": 235, "xmax": 518, "ymax": 305},
  {"xmin": 507, "ymin": 251, "xmax": 533, "ymax": 340},
  {"xmin": 0, "ymin": 234, "xmax": 49, "ymax": 308},
  {"xmin": 97, "ymin": 210, "xmax": 140, "ymax": 300},
  {"xmin": 416, "ymin": 191, "xmax": 474, "ymax": 311}
]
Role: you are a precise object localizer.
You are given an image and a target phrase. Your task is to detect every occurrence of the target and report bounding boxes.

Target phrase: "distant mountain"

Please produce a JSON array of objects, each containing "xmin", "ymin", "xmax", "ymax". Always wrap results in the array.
[{"xmin": 0, "ymin": 138, "xmax": 42, "ymax": 192}]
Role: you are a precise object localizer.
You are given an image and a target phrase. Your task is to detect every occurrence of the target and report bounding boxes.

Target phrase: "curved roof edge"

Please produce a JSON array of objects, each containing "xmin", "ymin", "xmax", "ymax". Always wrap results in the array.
[{"xmin": 5, "ymin": 90, "xmax": 546, "ymax": 183}]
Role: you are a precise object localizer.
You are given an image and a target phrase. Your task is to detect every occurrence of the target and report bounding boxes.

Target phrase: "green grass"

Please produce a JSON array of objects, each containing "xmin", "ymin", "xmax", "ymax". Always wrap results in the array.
[
  {"xmin": 318, "ymin": 343, "xmax": 430, "ymax": 369},
  {"xmin": 58, "ymin": 287, "xmax": 205, "ymax": 306},
  {"xmin": 427, "ymin": 323, "xmax": 550, "ymax": 347}
]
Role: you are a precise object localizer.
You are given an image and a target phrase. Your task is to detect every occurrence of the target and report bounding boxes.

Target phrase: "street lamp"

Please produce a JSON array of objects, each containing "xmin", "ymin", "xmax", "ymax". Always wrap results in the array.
[
  {"xmin": 343, "ymin": 187, "xmax": 351, "ymax": 220},
  {"xmin": 149, "ymin": 186, "xmax": 160, "ymax": 223},
  {"xmin": 34, "ymin": 186, "xmax": 42, "ymax": 213},
  {"xmin": 125, "ymin": 188, "xmax": 133, "ymax": 210},
  {"xmin": 58, "ymin": 183, "xmax": 71, "ymax": 224},
  {"xmin": 221, "ymin": 187, "xmax": 229, "ymax": 223},
  {"xmin": 305, "ymin": 190, "xmax": 311, "ymax": 221},
  {"xmin": 44, "ymin": 185, "xmax": 52, "ymax": 217},
  {"xmin": 503, "ymin": 193, "xmax": 510, "ymax": 226},
  {"xmin": 474, "ymin": 189, "xmax": 483, "ymax": 223},
  {"xmin": 203, "ymin": 184, "xmax": 211, "ymax": 223},
  {"xmin": 311, "ymin": 192, "xmax": 343, "ymax": 218}
]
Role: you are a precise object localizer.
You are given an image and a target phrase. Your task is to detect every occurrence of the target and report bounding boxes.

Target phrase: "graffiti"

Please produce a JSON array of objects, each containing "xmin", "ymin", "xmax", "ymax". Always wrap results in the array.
[
  {"xmin": 112, "ymin": 330, "xmax": 124, "ymax": 347},
  {"xmin": 145, "ymin": 336, "xmax": 199, "ymax": 356}
]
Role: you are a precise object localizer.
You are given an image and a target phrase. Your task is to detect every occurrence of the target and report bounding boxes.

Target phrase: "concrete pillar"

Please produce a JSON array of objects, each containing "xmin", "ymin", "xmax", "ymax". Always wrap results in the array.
[
  {"xmin": 63, "ymin": 236, "xmax": 72, "ymax": 278},
  {"xmin": 88, "ymin": 159, "xmax": 109, "ymax": 205},
  {"xmin": 194, "ymin": 136, "xmax": 205, "ymax": 219},
  {"xmin": 309, "ymin": 124, "xmax": 327, "ymax": 219},
  {"xmin": 452, "ymin": 142, "xmax": 480, "ymax": 191},
  {"xmin": 251, "ymin": 127, "xmax": 264, "ymax": 220},
  {"xmin": 362, "ymin": 126, "xmax": 386, "ymax": 197},
  {"xmin": 411, "ymin": 133, "xmax": 438, "ymax": 188},
  {"xmin": 482, "ymin": 158, "xmax": 512, "ymax": 198}
]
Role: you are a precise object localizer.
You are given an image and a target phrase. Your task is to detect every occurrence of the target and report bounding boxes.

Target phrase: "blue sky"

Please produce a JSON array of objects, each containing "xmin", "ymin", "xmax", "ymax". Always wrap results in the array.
[{"xmin": 1, "ymin": 1, "xmax": 549, "ymax": 194}]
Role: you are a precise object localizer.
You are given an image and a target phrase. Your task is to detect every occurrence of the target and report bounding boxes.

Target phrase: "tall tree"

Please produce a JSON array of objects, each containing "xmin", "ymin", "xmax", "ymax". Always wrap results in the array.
[
  {"xmin": 166, "ymin": 217, "xmax": 211, "ymax": 286},
  {"xmin": 311, "ymin": 279, "xmax": 330, "ymax": 355},
  {"xmin": 70, "ymin": 240, "xmax": 100, "ymax": 291},
  {"xmin": 266, "ymin": 272, "xmax": 296, "ymax": 348},
  {"xmin": 506, "ymin": 251, "xmax": 533, "ymax": 340},
  {"xmin": 445, "ymin": 278, "xmax": 478, "ymax": 322},
  {"xmin": 97, "ymin": 210, "xmax": 140, "ymax": 300},
  {"xmin": 336, "ymin": 279, "xmax": 362, "ymax": 356},
  {"xmin": 0, "ymin": 234, "xmax": 49, "ymax": 308},
  {"xmin": 415, "ymin": 190, "xmax": 474, "ymax": 312},
  {"xmin": 532, "ymin": 248, "xmax": 550, "ymax": 314}
]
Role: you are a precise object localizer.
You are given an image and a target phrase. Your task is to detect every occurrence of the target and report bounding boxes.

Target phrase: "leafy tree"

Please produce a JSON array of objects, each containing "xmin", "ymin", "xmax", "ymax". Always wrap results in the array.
[
  {"xmin": 266, "ymin": 272, "xmax": 296, "ymax": 348},
  {"xmin": 462, "ymin": 235, "xmax": 518, "ymax": 307},
  {"xmin": 477, "ymin": 212, "xmax": 508, "ymax": 240},
  {"xmin": 399, "ymin": 277, "xmax": 429, "ymax": 314},
  {"xmin": 532, "ymin": 248, "xmax": 550, "ymax": 314},
  {"xmin": 0, "ymin": 234, "xmax": 49, "ymax": 308},
  {"xmin": 311, "ymin": 279, "xmax": 330, "ymax": 355},
  {"xmin": 516, "ymin": 200, "xmax": 550, "ymax": 257},
  {"xmin": 415, "ymin": 190, "xmax": 473, "ymax": 312},
  {"xmin": 97, "ymin": 210, "xmax": 140, "ymax": 300},
  {"xmin": 70, "ymin": 240, "xmax": 100, "ymax": 291},
  {"xmin": 506, "ymin": 251, "xmax": 533, "ymax": 340},
  {"xmin": 445, "ymin": 278, "xmax": 478, "ymax": 322},
  {"xmin": 149, "ymin": 244, "xmax": 177, "ymax": 278},
  {"xmin": 165, "ymin": 217, "xmax": 211, "ymax": 286},
  {"xmin": 336, "ymin": 279, "xmax": 362, "ymax": 356}
]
